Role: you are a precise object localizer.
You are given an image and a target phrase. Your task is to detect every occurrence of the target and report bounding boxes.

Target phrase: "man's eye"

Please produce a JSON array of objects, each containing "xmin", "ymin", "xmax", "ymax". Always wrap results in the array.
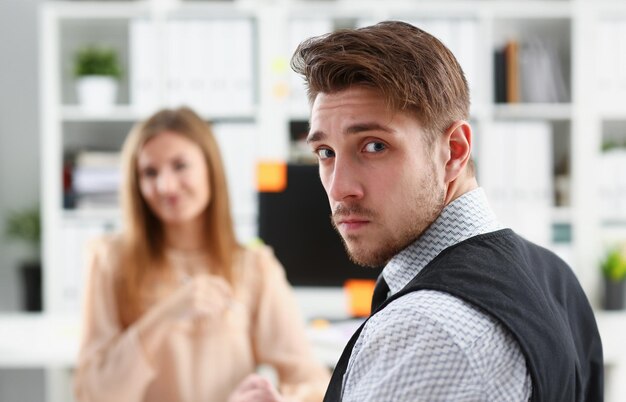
[
  {"xmin": 316, "ymin": 148, "xmax": 335, "ymax": 160},
  {"xmin": 364, "ymin": 142, "xmax": 386, "ymax": 153}
]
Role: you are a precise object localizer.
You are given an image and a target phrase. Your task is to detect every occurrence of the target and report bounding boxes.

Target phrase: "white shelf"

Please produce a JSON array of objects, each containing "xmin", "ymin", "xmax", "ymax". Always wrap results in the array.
[
  {"xmin": 552, "ymin": 206, "xmax": 572, "ymax": 224},
  {"xmin": 488, "ymin": 1, "xmax": 572, "ymax": 18},
  {"xmin": 597, "ymin": 310, "xmax": 626, "ymax": 365},
  {"xmin": 34, "ymin": 1, "xmax": 626, "ymax": 400},
  {"xmin": 493, "ymin": 103, "xmax": 572, "ymax": 120},
  {"xmin": 61, "ymin": 105, "xmax": 258, "ymax": 122},
  {"xmin": 287, "ymin": 0, "xmax": 571, "ymax": 18},
  {"xmin": 62, "ymin": 208, "xmax": 121, "ymax": 223},
  {"xmin": 599, "ymin": 108, "xmax": 626, "ymax": 121},
  {"xmin": 289, "ymin": 103, "xmax": 491, "ymax": 122},
  {"xmin": 45, "ymin": 1, "xmax": 151, "ymax": 19},
  {"xmin": 602, "ymin": 216, "xmax": 626, "ymax": 225},
  {"xmin": 61, "ymin": 105, "xmax": 147, "ymax": 122},
  {"xmin": 1, "ymin": 310, "xmax": 623, "ymax": 369},
  {"xmin": 0, "ymin": 314, "xmax": 80, "ymax": 368},
  {"xmin": 46, "ymin": 1, "xmax": 262, "ymax": 20},
  {"xmin": 594, "ymin": 1, "xmax": 626, "ymax": 18},
  {"xmin": 40, "ymin": 0, "xmax": 608, "ymax": 324}
]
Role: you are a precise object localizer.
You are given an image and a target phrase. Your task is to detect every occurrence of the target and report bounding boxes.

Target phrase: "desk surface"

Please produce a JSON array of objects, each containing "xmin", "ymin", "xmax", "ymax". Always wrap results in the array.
[
  {"xmin": 1, "ymin": 311, "xmax": 625, "ymax": 369},
  {"xmin": 0, "ymin": 313, "xmax": 362, "ymax": 369},
  {"xmin": 0, "ymin": 314, "xmax": 79, "ymax": 368},
  {"xmin": 2, "ymin": 311, "xmax": 624, "ymax": 402}
]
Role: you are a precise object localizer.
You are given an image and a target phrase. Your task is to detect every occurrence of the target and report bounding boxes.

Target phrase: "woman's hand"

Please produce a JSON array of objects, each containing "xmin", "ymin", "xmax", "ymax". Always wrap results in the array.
[
  {"xmin": 158, "ymin": 273, "xmax": 233, "ymax": 321},
  {"xmin": 136, "ymin": 274, "xmax": 233, "ymax": 360},
  {"xmin": 228, "ymin": 374, "xmax": 285, "ymax": 402}
]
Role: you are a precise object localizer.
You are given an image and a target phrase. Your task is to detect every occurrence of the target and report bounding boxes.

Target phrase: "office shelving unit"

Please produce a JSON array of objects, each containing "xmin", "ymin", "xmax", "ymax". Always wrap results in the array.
[{"xmin": 12, "ymin": 0, "xmax": 625, "ymax": 400}]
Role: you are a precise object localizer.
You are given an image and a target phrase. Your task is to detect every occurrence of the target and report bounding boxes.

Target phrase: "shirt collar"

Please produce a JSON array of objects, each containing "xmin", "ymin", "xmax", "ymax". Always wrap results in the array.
[{"xmin": 383, "ymin": 187, "xmax": 502, "ymax": 295}]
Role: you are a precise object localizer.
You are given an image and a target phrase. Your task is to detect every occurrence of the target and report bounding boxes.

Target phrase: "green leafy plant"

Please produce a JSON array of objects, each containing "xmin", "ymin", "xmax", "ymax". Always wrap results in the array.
[
  {"xmin": 601, "ymin": 140, "xmax": 622, "ymax": 152},
  {"xmin": 74, "ymin": 46, "xmax": 122, "ymax": 79},
  {"xmin": 4, "ymin": 207, "xmax": 41, "ymax": 258},
  {"xmin": 601, "ymin": 248, "xmax": 626, "ymax": 282}
]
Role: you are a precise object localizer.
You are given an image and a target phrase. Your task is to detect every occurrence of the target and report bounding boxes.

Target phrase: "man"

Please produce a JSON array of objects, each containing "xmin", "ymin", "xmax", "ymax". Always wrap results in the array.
[{"xmin": 291, "ymin": 21, "xmax": 603, "ymax": 401}]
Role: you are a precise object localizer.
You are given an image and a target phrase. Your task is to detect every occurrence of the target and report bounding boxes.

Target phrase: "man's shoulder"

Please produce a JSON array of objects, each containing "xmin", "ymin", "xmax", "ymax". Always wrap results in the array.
[{"xmin": 364, "ymin": 289, "xmax": 502, "ymax": 349}]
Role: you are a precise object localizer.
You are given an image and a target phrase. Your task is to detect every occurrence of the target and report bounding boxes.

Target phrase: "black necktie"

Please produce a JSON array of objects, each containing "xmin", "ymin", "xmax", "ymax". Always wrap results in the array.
[{"xmin": 370, "ymin": 275, "xmax": 390, "ymax": 313}]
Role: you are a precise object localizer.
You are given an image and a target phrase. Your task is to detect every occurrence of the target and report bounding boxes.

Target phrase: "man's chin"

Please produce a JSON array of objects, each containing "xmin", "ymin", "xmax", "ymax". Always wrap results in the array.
[
  {"xmin": 345, "ymin": 244, "xmax": 393, "ymax": 268},
  {"xmin": 344, "ymin": 233, "xmax": 422, "ymax": 268}
]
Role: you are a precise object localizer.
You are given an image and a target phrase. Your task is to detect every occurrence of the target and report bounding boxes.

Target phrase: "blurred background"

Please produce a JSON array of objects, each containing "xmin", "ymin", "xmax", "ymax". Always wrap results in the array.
[{"xmin": 1, "ymin": 0, "xmax": 626, "ymax": 400}]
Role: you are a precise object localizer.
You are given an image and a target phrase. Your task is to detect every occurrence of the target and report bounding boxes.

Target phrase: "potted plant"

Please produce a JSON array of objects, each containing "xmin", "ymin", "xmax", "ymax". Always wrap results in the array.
[
  {"xmin": 4, "ymin": 206, "xmax": 42, "ymax": 311},
  {"xmin": 74, "ymin": 45, "xmax": 122, "ymax": 113},
  {"xmin": 601, "ymin": 246, "xmax": 626, "ymax": 310}
]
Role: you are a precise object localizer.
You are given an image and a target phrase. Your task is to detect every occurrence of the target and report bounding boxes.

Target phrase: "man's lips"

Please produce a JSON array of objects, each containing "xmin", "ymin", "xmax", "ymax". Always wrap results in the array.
[
  {"xmin": 335, "ymin": 217, "xmax": 370, "ymax": 230},
  {"xmin": 332, "ymin": 204, "xmax": 375, "ymax": 232}
]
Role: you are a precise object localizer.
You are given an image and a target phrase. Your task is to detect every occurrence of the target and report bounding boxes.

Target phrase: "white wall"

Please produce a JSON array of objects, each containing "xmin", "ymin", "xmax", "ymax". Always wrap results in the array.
[
  {"xmin": 0, "ymin": 0, "xmax": 42, "ymax": 311},
  {"xmin": 0, "ymin": 0, "xmax": 45, "ymax": 400}
]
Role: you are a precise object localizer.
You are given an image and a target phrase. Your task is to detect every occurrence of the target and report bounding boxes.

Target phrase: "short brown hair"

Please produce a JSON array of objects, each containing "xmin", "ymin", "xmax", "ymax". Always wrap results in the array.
[{"xmin": 291, "ymin": 20, "xmax": 469, "ymax": 141}]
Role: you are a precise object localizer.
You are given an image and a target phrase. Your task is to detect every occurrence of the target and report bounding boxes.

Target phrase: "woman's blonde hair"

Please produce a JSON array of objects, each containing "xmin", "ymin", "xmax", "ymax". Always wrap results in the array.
[{"xmin": 117, "ymin": 106, "xmax": 240, "ymax": 325}]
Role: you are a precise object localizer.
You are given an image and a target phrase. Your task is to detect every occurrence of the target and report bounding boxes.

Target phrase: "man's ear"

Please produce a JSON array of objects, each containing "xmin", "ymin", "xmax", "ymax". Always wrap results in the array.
[{"xmin": 443, "ymin": 120, "xmax": 472, "ymax": 184}]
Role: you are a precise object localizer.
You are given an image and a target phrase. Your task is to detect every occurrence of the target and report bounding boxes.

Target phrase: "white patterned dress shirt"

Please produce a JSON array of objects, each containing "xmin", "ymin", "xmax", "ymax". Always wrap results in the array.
[{"xmin": 341, "ymin": 188, "xmax": 532, "ymax": 402}]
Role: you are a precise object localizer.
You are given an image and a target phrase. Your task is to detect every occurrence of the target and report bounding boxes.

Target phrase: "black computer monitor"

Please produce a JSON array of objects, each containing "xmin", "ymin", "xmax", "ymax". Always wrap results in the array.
[{"xmin": 258, "ymin": 163, "xmax": 381, "ymax": 286}]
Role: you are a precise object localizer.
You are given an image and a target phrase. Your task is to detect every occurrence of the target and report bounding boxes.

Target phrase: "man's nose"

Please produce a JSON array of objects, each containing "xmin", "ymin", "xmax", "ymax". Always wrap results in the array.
[{"xmin": 327, "ymin": 156, "xmax": 364, "ymax": 202}]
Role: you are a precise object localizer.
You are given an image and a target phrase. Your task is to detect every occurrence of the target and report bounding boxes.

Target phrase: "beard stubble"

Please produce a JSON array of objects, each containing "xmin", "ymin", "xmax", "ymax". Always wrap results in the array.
[{"xmin": 331, "ymin": 168, "xmax": 445, "ymax": 267}]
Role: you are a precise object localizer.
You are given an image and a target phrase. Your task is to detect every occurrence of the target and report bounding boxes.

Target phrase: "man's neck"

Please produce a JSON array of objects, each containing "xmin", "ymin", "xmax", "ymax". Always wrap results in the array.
[{"xmin": 444, "ymin": 175, "xmax": 478, "ymax": 205}]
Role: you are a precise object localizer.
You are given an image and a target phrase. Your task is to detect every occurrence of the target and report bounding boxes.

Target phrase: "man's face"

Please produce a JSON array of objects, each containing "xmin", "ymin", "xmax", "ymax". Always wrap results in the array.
[{"xmin": 308, "ymin": 86, "xmax": 446, "ymax": 267}]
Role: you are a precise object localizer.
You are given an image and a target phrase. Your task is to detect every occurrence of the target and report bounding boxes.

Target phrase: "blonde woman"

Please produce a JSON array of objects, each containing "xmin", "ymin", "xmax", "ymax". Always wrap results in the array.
[{"xmin": 74, "ymin": 107, "xmax": 329, "ymax": 402}]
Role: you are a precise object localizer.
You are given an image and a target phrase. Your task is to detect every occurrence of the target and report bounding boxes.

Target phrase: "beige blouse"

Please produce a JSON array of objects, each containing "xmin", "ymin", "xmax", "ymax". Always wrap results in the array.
[{"xmin": 74, "ymin": 235, "xmax": 330, "ymax": 402}]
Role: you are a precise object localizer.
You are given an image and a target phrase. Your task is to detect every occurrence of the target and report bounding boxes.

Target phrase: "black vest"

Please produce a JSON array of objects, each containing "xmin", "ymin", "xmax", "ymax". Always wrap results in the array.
[{"xmin": 324, "ymin": 229, "xmax": 603, "ymax": 402}]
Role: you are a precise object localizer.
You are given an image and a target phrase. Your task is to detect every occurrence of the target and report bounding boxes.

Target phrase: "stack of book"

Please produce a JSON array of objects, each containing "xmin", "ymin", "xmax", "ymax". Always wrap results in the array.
[
  {"xmin": 406, "ymin": 18, "xmax": 479, "ymax": 104},
  {"xmin": 494, "ymin": 38, "xmax": 568, "ymax": 103},
  {"xmin": 596, "ymin": 19, "xmax": 626, "ymax": 108},
  {"xmin": 71, "ymin": 151, "xmax": 121, "ymax": 209},
  {"xmin": 479, "ymin": 121, "xmax": 554, "ymax": 247},
  {"xmin": 130, "ymin": 18, "xmax": 255, "ymax": 115},
  {"xmin": 599, "ymin": 148, "xmax": 626, "ymax": 221}
]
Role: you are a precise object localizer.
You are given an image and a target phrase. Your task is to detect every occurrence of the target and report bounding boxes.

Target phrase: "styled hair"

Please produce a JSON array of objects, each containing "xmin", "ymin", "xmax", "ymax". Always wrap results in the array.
[
  {"xmin": 117, "ymin": 106, "xmax": 240, "ymax": 325},
  {"xmin": 291, "ymin": 20, "xmax": 470, "ymax": 143}
]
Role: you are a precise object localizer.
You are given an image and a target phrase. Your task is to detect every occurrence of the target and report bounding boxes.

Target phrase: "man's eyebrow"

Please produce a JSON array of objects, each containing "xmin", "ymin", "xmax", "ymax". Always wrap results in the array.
[
  {"xmin": 306, "ymin": 130, "xmax": 325, "ymax": 144},
  {"xmin": 306, "ymin": 122, "xmax": 395, "ymax": 144},
  {"xmin": 346, "ymin": 122, "xmax": 395, "ymax": 135}
]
